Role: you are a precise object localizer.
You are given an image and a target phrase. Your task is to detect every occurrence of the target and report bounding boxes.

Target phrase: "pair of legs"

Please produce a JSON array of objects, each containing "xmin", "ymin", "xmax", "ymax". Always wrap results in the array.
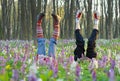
[
  {"xmin": 36, "ymin": 13, "xmax": 60, "ymax": 60},
  {"xmin": 74, "ymin": 10, "xmax": 99, "ymax": 61}
]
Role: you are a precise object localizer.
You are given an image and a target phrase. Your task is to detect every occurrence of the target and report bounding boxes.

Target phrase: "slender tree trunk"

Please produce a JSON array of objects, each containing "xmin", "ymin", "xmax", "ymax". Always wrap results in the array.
[
  {"xmin": 64, "ymin": 0, "xmax": 69, "ymax": 38},
  {"xmin": 12, "ymin": 0, "xmax": 17, "ymax": 39},
  {"xmin": 69, "ymin": 0, "xmax": 75, "ymax": 38},
  {"xmin": 1, "ymin": 0, "xmax": 7, "ymax": 39},
  {"xmin": 42, "ymin": 0, "xmax": 47, "ymax": 38},
  {"xmin": 53, "ymin": 0, "xmax": 56, "ymax": 14},
  {"xmin": 114, "ymin": 0, "xmax": 119, "ymax": 38},
  {"xmin": 100, "ymin": 0, "xmax": 105, "ymax": 38},
  {"xmin": 86, "ymin": 0, "xmax": 92, "ymax": 38},
  {"xmin": 119, "ymin": 0, "xmax": 120, "ymax": 38},
  {"xmin": 30, "ymin": 0, "xmax": 37, "ymax": 40},
  {"xmin": 37, "ymin": 0, "xmax": 42, "ymax": 14},
  {"xmin": 107, "ymin": 0, "xmax": 113, "ymax": 39}
]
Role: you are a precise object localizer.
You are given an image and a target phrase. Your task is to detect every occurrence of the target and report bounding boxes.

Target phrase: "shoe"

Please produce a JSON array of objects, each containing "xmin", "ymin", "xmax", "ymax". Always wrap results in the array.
[
  {"xmin": 94, "ymin": 11, "xmax": 99, "ymax": 20},
  {"xmin": 51, "ymin": 14, "xmax": 61, "ymax": 23},
  {"xmin": 37, "ymin": 13, "xmax": 45, "ymax": 24},
  {"xmin": 76, "ymin": 10, "xmax": 82, "ymax": 19}
]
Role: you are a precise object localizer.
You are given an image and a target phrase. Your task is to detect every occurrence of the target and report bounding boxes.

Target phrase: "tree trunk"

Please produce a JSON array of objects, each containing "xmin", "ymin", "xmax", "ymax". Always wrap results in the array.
[
  {"xmin": 107, "ymin": 0, "xmax": 113, "ymax": 39},
  {"xmin": 69, "ymin": 0, "xmax": 75, "ymax": 38},
  {"xmin": 86, "ymin": 0, "xmax": 92, "ymax": 38},
  {"xmin": 1, "ymin": 0, "xmax": 7, "ymax": 39},
  {"xmin": 30, "ymin": 0, "xmax": 37, "ymax": 40},
  {"xmin": 64, "ymin": 0, "xmax": 69, "ymax": 38},
  {"xmin": 114, "ymin": 0, "xmax": 119, "ymax": 38}
]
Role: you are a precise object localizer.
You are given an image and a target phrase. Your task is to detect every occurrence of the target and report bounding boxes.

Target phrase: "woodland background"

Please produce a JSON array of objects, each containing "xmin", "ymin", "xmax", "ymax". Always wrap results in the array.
[{"xmin": 0, "ymin": 0, "xmax": 120, "ymax": 40}]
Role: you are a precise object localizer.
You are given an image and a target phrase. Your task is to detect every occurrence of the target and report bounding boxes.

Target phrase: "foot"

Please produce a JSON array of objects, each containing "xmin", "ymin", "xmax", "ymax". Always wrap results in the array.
[
  {"xmin": 93, "ymin": 10, "xmax": 100, "ymax": 29},
  {"xmin": 51, "ymin": 14, "xmax": 61, "ymax": 24},
  {"xmin": 76, "ymin": 10, "xmax": 82, "ymax": 23},
  {"xmin": 76, "ymin": 10, "xmax": 82, "ymax": 19},
  {"xmin": 94, "ymin": 10, "xmax": 99, "ymax": 20},
  {"xmin": 37, "ymin": 13, "xmax": 45, "ymax": 24}
]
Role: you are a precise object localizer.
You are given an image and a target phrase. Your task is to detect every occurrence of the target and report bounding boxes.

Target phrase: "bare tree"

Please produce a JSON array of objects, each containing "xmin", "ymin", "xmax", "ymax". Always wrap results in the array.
[
  {"xmin": 30, "ymin": 0, "xmax": 37, "ymax": 40},
  {"xmin": 69, "ymin": 0, "xmax": 75, "ymax": 38}
]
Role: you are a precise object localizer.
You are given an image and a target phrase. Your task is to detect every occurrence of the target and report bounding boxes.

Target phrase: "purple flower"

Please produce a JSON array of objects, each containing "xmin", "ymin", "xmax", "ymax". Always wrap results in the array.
[
  {"xmin": 61, "ymin": 48, "xmax": 65, "ymax": 55},
  {"xmin": 28, "ymin": 74, "xmax": 37, "ymax": 81},
  {"xmin": 75, "ymin": 64, "xmax": 81, "ymax": 77},
  {"xmin": 110, "ymin": 59, "xmax": 115, "ymax": 69},
  {"xmin": 12, "ymin": 69, "xmax": 19, "ymax": 81},
  {"xmin": 108, "ymin": 69, "xmax": 115, "ymax": 81},
  {"xmin": 69, "ymin": 55, "xmax": 74, "ymax": 63},
  {"xmin": 76, "ymin": 78, "xmax": 80, "ymax": 81},
  {"xmin": 53, "ymin": 66, "xmax": 58, "ymax": 77},
  {"xmin": 21, "ymin": 64, "xmax": 26, "ymax": 73},
  {"xmin": 5, "ymin": 45, "xmax": 9, "ymax": 54},
  {"xmin": 92, "ymin": 70, "xmax": 96, "ymax": 81},
  {"xmin": 102, "ymin": 55, "xmax": 108, "ymax": 63},
  {"xmin": 0, "ymin": 56, "xmax": 6, "ymax": 66}
]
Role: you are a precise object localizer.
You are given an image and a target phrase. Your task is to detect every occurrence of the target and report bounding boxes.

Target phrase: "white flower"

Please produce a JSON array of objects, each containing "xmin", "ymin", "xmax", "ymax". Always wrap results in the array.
[
  {"xmin": 56, "ymin": 79, "xmax": 64, "ymax": 81},
  {"xmin": 89, "ymin": 58, "xmax": 98, "ymax": 71},
  {"xmin": 70, "ymin": 61, "xmax": 77, "ymax": 72},
  {"xmin": 118, "ymin": 68, "xmax": 120, "ymax": 74},
  {"xmin": 27, "ymin": 59, "xmax": 32, "ymax": 64},
  {"xmin": 93, "ymin": 58, "xmax": 98, "ymax": 69},
  {"xmin": 29, "ymin": 63, "xmax": 37, "ymax": 74},
  {"xmin": 37, "ymin": 78, "xmax": 42, "ymax": 81}
]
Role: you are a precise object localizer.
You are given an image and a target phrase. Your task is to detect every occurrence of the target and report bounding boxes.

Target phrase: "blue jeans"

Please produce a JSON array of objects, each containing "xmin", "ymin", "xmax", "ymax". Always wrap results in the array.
[{"xmin": 37, "ymin": 38, "xmax": 56, "ymax": 57}]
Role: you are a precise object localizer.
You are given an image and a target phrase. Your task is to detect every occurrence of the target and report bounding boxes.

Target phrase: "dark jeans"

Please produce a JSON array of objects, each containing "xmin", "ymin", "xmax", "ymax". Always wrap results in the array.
[{"xmin": 74, "ymin": 29, "xmax": 99, "ymax": 60}]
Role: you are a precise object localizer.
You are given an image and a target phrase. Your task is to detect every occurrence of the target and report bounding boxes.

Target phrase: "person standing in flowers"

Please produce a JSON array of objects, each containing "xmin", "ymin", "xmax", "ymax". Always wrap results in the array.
[
  {"xmin": 36, "ymin": 13, "xmax": 60, "ymax": 61},
  {"xmin": 74, "ymin": 9, "xmax": 99, "ymax": 61}
]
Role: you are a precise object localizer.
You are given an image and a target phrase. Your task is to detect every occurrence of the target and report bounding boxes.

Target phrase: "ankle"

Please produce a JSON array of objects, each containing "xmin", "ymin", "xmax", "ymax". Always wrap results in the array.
[
  {"xmin": 93, "ymin": 25, "xmax": 98, "ymax": 30},
  {"xmin": 76, "ymin": 23, "xmax": 80, "ymax": 30},
  {"xmin": 94, "ymin": 19, "xmax": 99, "ymax": 25}
]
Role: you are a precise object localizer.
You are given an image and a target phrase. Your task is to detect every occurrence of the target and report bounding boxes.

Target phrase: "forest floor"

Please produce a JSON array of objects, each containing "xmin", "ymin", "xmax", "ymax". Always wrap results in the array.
[{"xmin": 0, "ymin": 39, "xmax": 120, "ymax": 81}]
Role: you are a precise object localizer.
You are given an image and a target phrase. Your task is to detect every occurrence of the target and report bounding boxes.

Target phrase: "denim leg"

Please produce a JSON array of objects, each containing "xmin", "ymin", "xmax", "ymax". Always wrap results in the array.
[
  {"xmin": 37, "ymin": 38, "xmax": 46, "ymax": 55},
  {"xmin": 74, "ymin": 29, "xmax": 85, "ymax": 61},
  {"xmin": 48, "ymin": 38, "xmax": 56, "ymax": 58},
  {"xmin": 86, "ymin": 29, "xmax": 99, "ymax": 59}
]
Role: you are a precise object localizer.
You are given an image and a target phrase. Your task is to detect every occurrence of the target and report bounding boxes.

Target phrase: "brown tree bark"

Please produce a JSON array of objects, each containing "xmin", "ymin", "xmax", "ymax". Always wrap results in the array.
[
  {"xmin": 30, "ymin": 0, "xmax": 37, "ymax": 40},
  {"xmin": 69, "ymin": 0, "xmax": 75, "ymax": 38}
]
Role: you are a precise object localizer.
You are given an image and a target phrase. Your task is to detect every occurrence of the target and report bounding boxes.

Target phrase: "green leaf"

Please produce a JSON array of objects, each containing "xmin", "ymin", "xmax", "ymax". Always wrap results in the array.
[
  {"xmin": 40, "ymin": 74, "xmax": 47, "ymax": 81},
  {"xmin": 48, "ymin": 70, "xmax": 53, "ymax": 77}
]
